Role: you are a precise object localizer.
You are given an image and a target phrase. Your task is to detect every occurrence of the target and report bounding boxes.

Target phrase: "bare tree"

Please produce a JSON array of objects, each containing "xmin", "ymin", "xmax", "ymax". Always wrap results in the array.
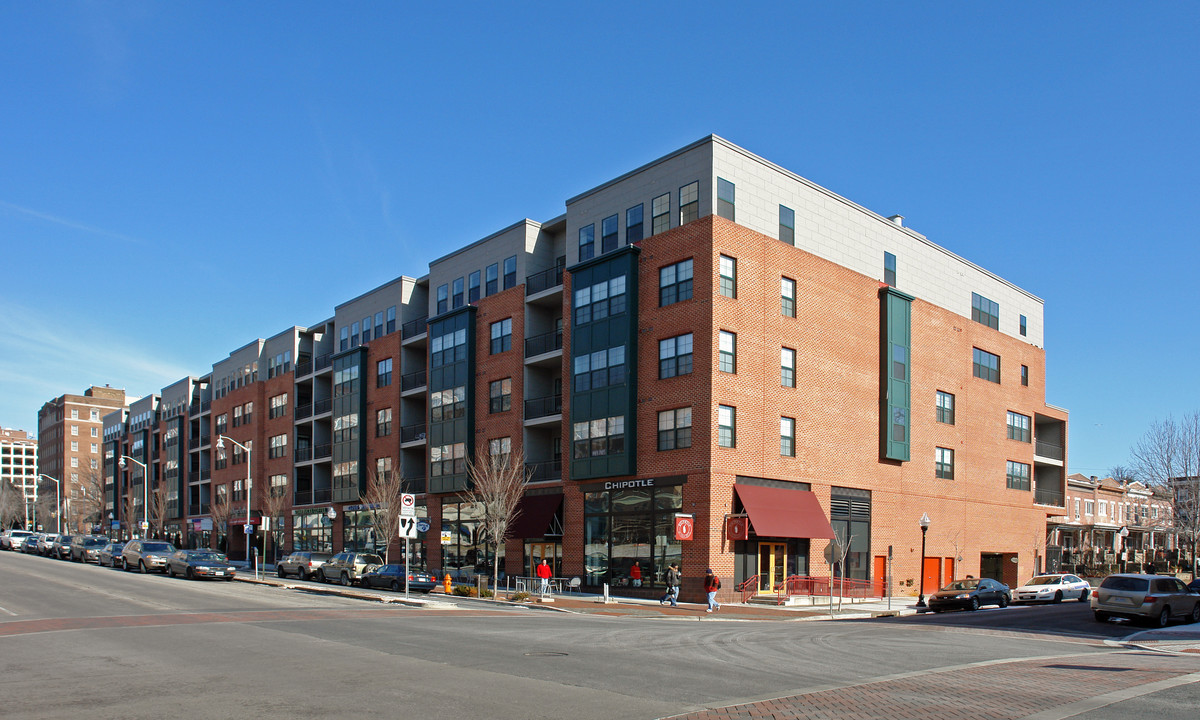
[
  {"xmin": 460, "ymin": 449, "xmax": 528, "ymax": 599},
  {"xmin": 829, "ymin": 530, "xmax": 855, "ymax": 613},
  {"xmin": 209, "ymin": 485, "xmax": 232, "ymax": 552},
  {"xmin": 1129, "ymin": 412, "xmax": 1200, "ymax": 576},
  {"xmin": 360, "ymin": 461, "xmax": 405, "ymax": 564},
  {"xmin": 73, "ymin": 466, "xmax": 107, "ymax": 534},
  {"xmin": 261, "ymin": 478, "xmax": 290, "ymax": 563},
  {"xmin": 1108, "ymin": 465, "xmax": 1136, "ymax": 484},
  {"xmin": 1, "ymin": 481, "xmax": 24, "ymax": 529},
  {"xmin": 121, "ymin": 487, "xmax": 138, "ymax": 540},
  {"xmin": 150, "ymin": 483, "xmax": 170, "ymax": 539}
]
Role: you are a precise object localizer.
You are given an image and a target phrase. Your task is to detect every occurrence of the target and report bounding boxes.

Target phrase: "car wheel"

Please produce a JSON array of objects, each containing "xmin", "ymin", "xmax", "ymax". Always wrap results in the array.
[
  {"xmin": 969, "ymin": 597, "xmax": 980, "ymax": 611},
  {"xmin": 167, "ymin": 565, "xmax": 176, "ymax": 578},
  {"xmin": 1190, "ymin": 604, "xmax": 1200, "ymax": 624},
  {"xmin": 999, "ymin": 594, "xmax": 1009, "ymax": 608},
  {"xmin": 1094, "ymin": 610, "xmax": 1110, "ymax": 622},
  {"xmin": 186, "ymin": 568, "xmax": 196, "ymax": 581},
  {"xmin": 298, "ymin": 568, "xmax": 308, "ymax": 581},
  {"xmin": 340, "ymin": 572, "xmax": 351, "ymax": 587},
  {"xmin": 1079, "ymin": 588, "xmax": 1089, "ymax": 602},
  {"xmin": 122, "ymin": 558, "xmax": 130, "ymax": 571},
  {"xmin": 277, "ymin": 568, "xmax": 286, "ymax": 578},
  {"xmin": 1155, "ymin": 607, "xmax": 1170, "ymax": 628},
  {"xmin": 390, "ymin": 580, "xmax": 401, "ymax": 592},
  {"xmin": 1053, "ymin": 591, "xmax": 1063, "ymax": 604}
]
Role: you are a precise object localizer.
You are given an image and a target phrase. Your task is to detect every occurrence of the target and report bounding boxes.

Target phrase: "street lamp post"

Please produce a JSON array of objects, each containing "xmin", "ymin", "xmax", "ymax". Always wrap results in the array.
[
  {"xmin": 1119, "ymin": 526, "xmax": 1129, "ymax": 574},
  {"xmin": 38, "ymin": 475, "xmax": 61, "ymax": 535},
  {"xmin": 916, "ymin": 513, "xmax": 931, "ymax": 609},
  {"xmin": 118, "ymin": 455, "xmax": 149, "ymax": 538},
  {"xmin": 215, "ymin": 435, "xmax": 253, "ymax": 576}
]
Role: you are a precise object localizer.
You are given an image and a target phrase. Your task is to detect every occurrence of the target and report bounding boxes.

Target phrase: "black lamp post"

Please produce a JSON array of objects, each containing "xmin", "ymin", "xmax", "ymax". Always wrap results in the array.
[{"xmin": 916, "ymin": 513, "xmax": 931, "ymax": 608}]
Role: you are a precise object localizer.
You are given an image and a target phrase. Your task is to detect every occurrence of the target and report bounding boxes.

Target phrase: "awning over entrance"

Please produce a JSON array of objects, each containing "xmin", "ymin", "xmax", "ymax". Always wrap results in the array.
[
  {"xmin": 509, "ymin": 494, "xmax": 563, "ymax": 539},
  {"xmin": 734, "ymin": 484, "xmax": 835, "ymax": 539}
]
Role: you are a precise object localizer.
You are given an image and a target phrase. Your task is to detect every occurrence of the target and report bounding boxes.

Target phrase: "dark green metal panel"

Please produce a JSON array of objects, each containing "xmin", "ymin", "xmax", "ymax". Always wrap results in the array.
[
  {"xmin": 426, "ymin": 307, "xmax": 476, "ymax": 494},
  {"xmin": 882, "ymin": 287, "xmax": 913, "ymax": 462}
]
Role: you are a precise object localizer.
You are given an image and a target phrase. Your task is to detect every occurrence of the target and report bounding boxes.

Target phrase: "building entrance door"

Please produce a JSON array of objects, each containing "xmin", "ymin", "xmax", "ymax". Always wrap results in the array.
[
  {"xmin": 758, "ymin": 542, "xmax": 787, "ymax": 593},
  {"xmin": 528, "ymin": 542, "xmax": 559, "ymax": 577}
]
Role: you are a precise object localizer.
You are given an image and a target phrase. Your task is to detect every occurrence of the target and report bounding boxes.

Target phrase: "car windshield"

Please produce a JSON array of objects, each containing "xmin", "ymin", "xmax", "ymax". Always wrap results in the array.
[
  {"xmin": 142, "ymin": 542, "xmax": 174, "ymax": 552},
  {"xmin": 1100, "ymin": 576, "xmax": 1149, "ymax": 592},
  {"xmin": 1026, "ymin": 576, "xmax": 1060, "ymax": 586},
  {"xmin": 943, "ymin": 579, "xmax": 980, "ymax": 591},
  {"xmin": 85, "ymin": 539, "xmax": 107, "ymax": 547}
]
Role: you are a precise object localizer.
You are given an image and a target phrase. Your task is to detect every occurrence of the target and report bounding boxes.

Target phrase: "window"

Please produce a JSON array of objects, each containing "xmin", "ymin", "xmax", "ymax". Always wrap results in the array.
[
  {"xmin": 90, "ymin": 409, "xmax": 99, "ymax": 420},
  {"xmin": 431, "ymin": 327, "xmax": 468, "ymax": 367},
  {"xmin": 376, "ymin": 408, "xmax": 392, "ymax": 437},
  {"xmin": 573, "ymin": 346, "xmax": 626, "ymax": 391},
  {"xmin": 91, "ymin": 427, "xmax": 98, "ymax": 437},
  {"xmin": 578, "ymin": 224, "xmax": 595, "ymax": 261},
  {"xmin": 452, "ymin": 277, "xmax": 464, "ymax": 308},
  {"xmin": 340, "ymin": 327, "xmax": 349, "ymax": 351},
  {"xmin": 377, "ymin": 358, "xmax": 393, "ymax": 387},
  {"xmin": 659, "ymin": 334, "xmax": 693, "ymax": 378},
  {"xmin": 362, "ymin": 315, "xmax": 372, "ymax": 342},
  {"xmin": 430, "ymin": 442, "xmax": 466, "ymax": 477},
  {"xmin": 485, "ymin": 263, "xmax": 499, "ymax": 295},
  {"xmin": 489, "ymin": 437, "xmax": 511, "ymax": 464},
  {"xmin": 679, "ymin": 181, "xmax": 699, "ymax": 224},
  {"xmin": 1021, "ymin": 365, "xmax": 1029, "ymax": 387},
  {"xmin": 973, "ymin": 348, "xmax": 1001, "ymax": 383},
  {"xmin": 718, "ymin": 255, "xmax": 736, "ymax": 298},
  {"xmin": 375, "ymin": 458, "xmax": 391, "ymax": 483},
  {"xmin": 779, "ymin": 205, "xmax": 795, "ymax": 245},
  {"xmin": 781, "ymin": 417, "xmax": 795, "ymax": 457},
  {"xmin": 503, "ymin": 256, "xmax": 517, "ymax": 290},
  {"xmin": 1020, "ymin": 314, "xmax": 1027, "ymax": 336},
  {"xmin": 351, "ymin": 321, "xmax": 360, "ymax": 347},
  {"xmin": 718, "ymin": 331, "xmax": 736, "ymax": 373},
  {"xmin": 936, "ymin": 447, "xmax": 954, "ymax": 479},
  {"xmin": 71, "ymin": 409, "xmax": 78, "ymax": 419},
  {"xmin": 1007, "ymin": 411, "xmax": 1031, "ymax": 442},
  {"xmin": 71, "ymin": 457, "xmax": 78, "ymax": 468},
  {"xmin": 626, "ymin": 204, "xmax": 644, "ymax": 244},
  {"xmin": 781, "ymin": 277, "xmax": 796, "ymax": 317},
  {"xmin": 468, "ymin": 271, "xmax": 480, "ymax": 303},
  {"xmin": 936, "ymin": 391, "xmax": 955, "ymax": 425},
  {"xmin": 659, "ymin": 259, "xmax": 694, "ymax": 306},
  {"xmin": 269, "ymin": 433, "xmax": 288, "ymax": 459},
  {"xmin": 657, "ymin": 407, "xmax": 692, "ymax": 451},
  {"xmin": 971, "ymin": 292, "xmax": 1000, "ymax": 330},
  {"xmin": 233, "ymin": 406, "xmax": 243, "ymax": 427},
  {"xmin": 71, "ymin": 425, "xmax": 78, "ymax": 436},
  {"xmin": 718, "ymin": 405, "xmax": 736, "ymax": 448},
  {"xmin": 437, "ymin": 283, "xmax": 449, "ymax": 314},
  {"xmin": 1074, "ymin": 498, "xmax": 1080, "ymax": 519},
  {"xmin": 573, "ymin": 276, "xmax": 626, "ymax": 325},
  {"xmin": 652, "ymin": 192, "xmax": 670, "ymax": 235},
  {"xmin": 1006, "ymin": 460, "xmax": 1031, "ymax": 491},
  {"xmin": 1098, "ymin": 501, "xmax": 1106, "ymax": 517},
  {"xmin": 374, "ymin": 311, "xmax": 384, "ymax": 339},
  {"xmin": 571, "ymin": 416, "xmax": 626, "ymax": 458},
  {"xmin": 269, "ymin": 393, "xmax": 288, "ymax": 419},
  {"xmin": 91, "ymin": 443, "xmax": 97, "ymax": 453},
  {"xmin": 71, "ymin": 441, "xmax": 78, "ymax": 451},
  {"xmin": 1084, "ymin": 500, "xmax": 1095, "ymax": 515},
  {"xmin": 781, "ymin": 347, "xmax": 796, "ymax": 388},
  {"xmin": 601, "ymin": 214, "xmax": 619, "ymax": 254},
  {"xmin": 387, "ymin": 306, "xmax": 396, "ymax": 334},
  {"xmin": 490, "ymin": 318, "xmax": 512, "ymax": 354},
  {"xmin": 489, "ymin": 378, "xmax": 512, "ymax": 413},
  {"xmin": 716, "ymin": 178, "xmax": 735, "ymax": 221},
  {"xmin": 884, "ymin": 252, "xmax": 897, "ymax": 287},
  {"xmin": 430, "ymin": 387, "xmax": 467, "ymax": 421},
  {"xmin": 271, "ymin": 474, "xmax": 288, "ymax": 497}
]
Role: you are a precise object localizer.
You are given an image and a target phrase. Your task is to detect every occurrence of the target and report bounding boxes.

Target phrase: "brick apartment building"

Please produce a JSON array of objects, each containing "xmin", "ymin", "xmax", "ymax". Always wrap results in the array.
[
  {"xmin": 98, "ymin": 136, "xmax": 1068, "ymax": 599},
  {"xmin": 1051, "ymin": 473, "xmax": 1176, "ymax": 575}
]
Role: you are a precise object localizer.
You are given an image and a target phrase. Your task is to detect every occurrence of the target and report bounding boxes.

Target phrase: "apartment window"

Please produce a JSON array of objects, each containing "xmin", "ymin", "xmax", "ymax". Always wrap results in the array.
[
  {"xmin": 452, "ymin": 277, "xmax": 464, "ymax": 309},
  {"xmin": 781, "ymin": 347, "xmax": 796, "ymax": 388},
  {"xmin": 374, "ymin": 311, "xmax": 384, "ymax": 339},
  {"xmin": 601, "ymin": 214, "xmax": 619, "ymax": 254},
  {"xmin": 1085, "ymin": 500, "xmax": 1094, "ymax": 516},
  {"xmin": 233, "ymin": 406, "xmax": 243, "ymax": 427},
  {"xmin": 571, "ymin": 416, "xmax": 625, "ymax": 458},
  {"xmin": 1007, "ymin": 411, "xmax": 1031, "ymax": 442},
  {"xmin": 884, "ymin": 252, "xmax": 897, "ymax": 287},
  {"xmin": 485, "ymin": 263, "xmax": 499, "ymax": 295},
  {"xmin": 1074, "ymin": 498, "xmax": 1080, "ymax": 519},
  {"xmin": 340, "ymin": 327, "xmax": 349, "ymax": 351},
  {"xmin": 376, "ymin": 408, "xmax": 392, "ymax": 437},
  {"xmin": 971, "ymin": 292, "xmax": 1000, "ymax": 330},
  {"xmin": 430, "ymin": 387, "xmax": 466, "ymax": 421},
  {"xmin": 781, "ymin": 277, "xmax": 796, "ymax": 317},
  {"xmin": 233, "ymin": 479, "xmax": 245, "ymax": 502},
  {"xmin": 489, "ymin": 378, "xmax": 512, "ymax": 413},
  {"xmin": 71, "ymin": 441, "xmax": 78, "ymax": 451},
  {"xmin": 362, "ymin": 315, "xmax": 372, "ymax": 342},
  {"xmin": 90, "ymin": 410, "xmax": 99, "ymax": 420},
  {"xmin": 936, "ymin": 447, "xmax": 954, "ymax": 479},
  {"xmin": 716, "ymin": 178, "xmax": 735, "ymax": 221},
  {"xmin": 718, "ymin": 255, "xmax": 736, "ymax": 298},
  {"xmin": 652, "ymin": 192, "xmax": 670, "ymax": 235},
  {"xmin": 244, "ymin": 402, "xmax": 253, "ymax": 425},
  {"xmin": 779, "ymin": 205, "xmax": 795, "ymax": 245},
  {"xmin": 679, "ymin": 181, "xmax": 699, "ymax": 224},
  {"xmin": 1098, "ymin": 501, "xmax": 1106, "ymax": 517},
  {"xmin": 936, "ymin": 391, "xmax": 955, "ymax": 425},
  {"xmin": 468, "ymin": 271, "xmax": 481, "ymax": 303},
  {"xmin": 387, "ymin": 305, "xmax": 396, "ymax": 334},
  {"xmin": 375, "ymin": 358, "xmax": 392, "ymax": 388},
  {"xmin": 657, "ymin": 407, "xmax": 692, "ymax": 451},
  {"xmin": 216, "ymin": 414, "xmax": 228, "ymax": 434},
  {"xmin": 490, "ymin": 318, "xmax": 512, "ymax": 354},
  {"xmin": 719, "ymin": 331, "xmax": 736, "ymax": 373},
  {"xmin": 270, "ymin": 474, "xmax": 288, "ymax": 497},
  {"xmin": 781, "ymin": 417, "xmax": 795, "ymax": 457},
  {"xmin": 71, "ymin": 457, "xmax": 78, "ymax": 468},
  {"xmin": 71, "ymin": 409, "xmax": 79, "ymax": 419},
  {"xmin": 71, "ymin": 425, "xmax": 78, "ymax": 436},
  {"xmin": 91, "ymin": 443, "xmax": 97, "ymax": 453},
  {"xmin": 659, "ymin": 259, "xmax": 694, "ymax": 306},
  {"xmin": 626, "ymin": 204, "xmax": 644, "ymax": 244},
  {"xmin": 269, "ymin": 393, "xmax": 288, "ymax": 419},
  {"xmin": 573, "ymin": 346, "xmax": 626, "ymax": 391},
  {"xmin": 973, "ymin": 348, "xmax": 1001, "ymax": 383},
  {"xmin": 332, "ymin": 413, "xmax": 358, "ymax": 443},
  {"xmin": 573, "ymin": 276, "xmax": 626, "ymax": 325},
  {"xmin": 489, "ymin": 437, "xmax": 511, "ymax": 464},
  {"xmin": 436, "ymin": 284, "xmax": 449, "ymax": 314},
  {"xmin": 430, "ymin": 442, "xmax": 466, "ymax": 477},
  {"xmin": 503, "ymin": 256, "xmax": 517, "ymax": 290},
  {"xmin": 1021, "ymin": 365, "xmax": 1029, "ymax": 387},
  {"xmin": 717, "ymin": 405, "xmax": 736, "ymax": 448},
  {"xmin": 659, "ymin": 333, "xmax": 693, "ymax": 378},
  {"xmin": 269, "ymin": 434, "xmax": 288, "ymax": 459},
  {"xmin": 351, "ymin": 321, "xmax": 360, "ymax": 347},
  {"xmin": 1006, "ymin": 460, "xmax": 1031, "ymax": 491},
  {"xmin": 375, "ymin": 458, "xmax": 391, "ymax": 483},
  {"xmin": 1019, "ymin": 314, "xmax": 1027, "ymax": 337},
  {"xmin": 578, "ymin": 224, "xmax": 595, "ymax": 261},
  {"xmin": 91, "ymin": 427, "xmax": 98, "ymax": 437}
]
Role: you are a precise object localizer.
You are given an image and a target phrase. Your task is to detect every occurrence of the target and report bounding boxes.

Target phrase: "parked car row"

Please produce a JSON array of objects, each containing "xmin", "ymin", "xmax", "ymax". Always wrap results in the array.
[{"xmin": 276, "ymin": 550, "xmax": 435, "ymax": 593}]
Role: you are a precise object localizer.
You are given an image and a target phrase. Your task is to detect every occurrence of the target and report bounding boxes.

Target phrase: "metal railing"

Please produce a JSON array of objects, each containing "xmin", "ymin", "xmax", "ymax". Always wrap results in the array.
[
  {"xmin": 525, "ymin": 459, "xmax": 561, "ymax": 482},
  {"xmin": 1035, "ymin": 439, "xmax": 1064, "ymax": 460},
  {"xmin": 525, "ymin": 265, "xmax": 564, "ymax": 295},
  {"xmin": 314, "ymin": 353, "xmax": 333, "ymax": 372},
  {"xmin": 295, "ymin": 360, "xmax": 312, "ymax": 377},
  {"xmin": 295, "ymin": 403, "xmax": 313, "ymax": 420},
  {"xmin": 524, "ymin": 329, "xmax": 563, "ymax": 358},
  {"xmin": 1035, "ymin": 486, "xmax": 1065, "ymax": 507},
  {"xmin": 313, "ymin": 397, "xmax": 332, "ymax": 415},
  {"xmin": 401, "ymin": 369, "xmax": 427, "ymax": 391},
  {"xmin": 524, "ymin": 394, "xmax": 562, "ymax": 419},
  {"xmin": 401, "ymin": 423, "xmax": 427, "ymax": 443},
  {"xmin": 402, "ymin": 476, "xmax": 426, "ymax": 494},
  {"xmin": 294, "ymin": 446, "xmax": 313, "ymax": 462},
  {"xmin": 402, "ymin": 316, "xmax": 428, "ymax": 339},
  {"xmin": 774, "ymin": 575, "xmax": 874, "ymax": 604},
  {"xmin": 313, "ymin": 443, "xmax": 332, "ymax": 460}
]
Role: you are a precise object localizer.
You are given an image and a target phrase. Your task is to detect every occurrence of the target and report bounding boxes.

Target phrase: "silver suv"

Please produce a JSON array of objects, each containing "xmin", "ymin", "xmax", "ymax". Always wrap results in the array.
[
  {"xmin": 120, "ymin": 539, "xmax": 178, "ymax": 574},
  {"xmin": 1091, "ymin": 573, "xmax": 1200, "ymax": 627},
  {"xmin": 318, "ymin": 552, "xmax": 383, "ymax": 586}
]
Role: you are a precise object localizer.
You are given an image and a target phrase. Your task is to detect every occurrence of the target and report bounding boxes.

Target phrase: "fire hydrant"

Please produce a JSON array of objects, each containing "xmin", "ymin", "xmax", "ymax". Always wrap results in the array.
[{"xmin": 443, "ymin": 574, "xmax": 452, "ymax": 594}]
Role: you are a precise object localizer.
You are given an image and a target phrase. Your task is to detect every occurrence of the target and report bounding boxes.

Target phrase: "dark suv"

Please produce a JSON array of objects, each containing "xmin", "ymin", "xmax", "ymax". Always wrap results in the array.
[
  {"xmin": 120, "ymin": 539, "xmax": 178, "ymax": 573},
  {"xmin": 277, "ymin": 551, "xmax": 333, "ymax": 580},
  {"xmin": 318, "ymin": 552, "xmax": 383, "ymax": 586}
]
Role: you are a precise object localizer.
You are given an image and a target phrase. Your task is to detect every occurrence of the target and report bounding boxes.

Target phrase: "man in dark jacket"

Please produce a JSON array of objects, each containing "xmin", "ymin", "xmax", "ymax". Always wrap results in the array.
[{"xmin": 660, "ymin": 563, "xmax": 681, "ymax": 606}]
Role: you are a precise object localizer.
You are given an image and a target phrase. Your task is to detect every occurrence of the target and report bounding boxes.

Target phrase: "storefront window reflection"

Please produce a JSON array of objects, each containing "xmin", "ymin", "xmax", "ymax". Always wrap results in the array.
[
  {"xmin": 584, "ymin": 484, "xmax": 683, "ymax": 587},
  {"xmin": 442, "ymin": 502, "xmax": 501, "ymax": 582},
  {"xmin": 293, "ymin": 511, "xmax": 332, "ymax": 553}
]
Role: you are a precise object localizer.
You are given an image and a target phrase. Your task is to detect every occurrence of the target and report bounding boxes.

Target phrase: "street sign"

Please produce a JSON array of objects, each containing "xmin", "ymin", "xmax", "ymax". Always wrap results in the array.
[
  {"xmin": 262, "ymin": 517, "xmax": 271, "ymax": 531},
  {"xmin": 398, "ymin": 516, "xmax": 418, "ymax": 539},
  {"xmin": 416, "ymin": 520, "xmax": 430, "ymax": 533},
  {"xmin": 400, "ymin": 493, "xmax": 416, "ymax": 517},
  {"xmin": 244, "ymin": 525, "xmax": 255, "ymax": 534},
  {"xmin": 139, "ymin": 521, "xmax": 149, "ymax": 530},
  {"xmin": 440, "ymin": 530, "xmax": 452, "ymax": 545}
]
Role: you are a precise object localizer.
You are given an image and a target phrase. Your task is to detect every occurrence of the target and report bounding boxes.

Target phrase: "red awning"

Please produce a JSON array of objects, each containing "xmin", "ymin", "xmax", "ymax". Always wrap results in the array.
[
  {"xmin": 734, "ymin": 484, "xmax": 835, "ymax": 539},
  {"xmin": 508, "ymin": 494, "xmax": 563, "ymax": 539}
]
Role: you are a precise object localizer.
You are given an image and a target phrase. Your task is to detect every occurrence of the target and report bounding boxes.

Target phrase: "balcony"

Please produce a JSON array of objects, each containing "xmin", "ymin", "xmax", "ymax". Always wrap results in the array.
[
  {"xmin": 400, "ymin": 423, "xmax": 427, "ymax": 444},
  {"xmin": 401, "ymin": 369, "xmax": 427, "ymax": 392},
  {"xmin": 1035, "ymin": 439, "xmax": 1064, "ymax": 461},
  {"xmin": 525, "ymin": 330, "xmax": 563, "ymax": 358},
  {"xmin": 1035, "ymin": 486, "xmax": 1065, "ymax": 507},
  {"xmin": 295, "ymin": 356, "xmax": 313, "ymax": 377},
  {"xmin": 293, "ymin": 488, "xmax": 332, "ymax": 506},
  {"xmin": 295, "ymin": 403, "xmax": 313, "ymax": 420},
  {"xmin": 526, "ymin": 459, "xmax": 562, "ymax": 483},
  {"xmin": 313, "ymin": 353, "xmax": 333, "ymax": 372},
  {"xmin": 525, "ymin": 265, "xmax": 564, "ymax": 296},
  {"xmin": 524, "ymin": 394, "xmax": 562, "ymax": 419},
  {"xmin": 402, "ymin": 476, "xmax": 426, "ymax": 494},
  {"xmin": 313, "ymin": 443, "xmax": 332, "ymax": 460},
  {"xmin": 295, "ymin": 446, "xmax": 313, "ymax": 462},
  {"xmin": 402, "ymin": 316, "xmax": 428, "ymax": 339},
  {"xmin": 313, "ymin": 397, "xmax": 332, "ymax": 416}
]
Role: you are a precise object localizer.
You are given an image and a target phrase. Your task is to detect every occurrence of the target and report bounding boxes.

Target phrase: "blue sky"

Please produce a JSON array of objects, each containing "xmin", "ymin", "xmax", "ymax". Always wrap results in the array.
[{"xmin": 1, "ymin": 2, "xmax": 1196, "ymax": 477}]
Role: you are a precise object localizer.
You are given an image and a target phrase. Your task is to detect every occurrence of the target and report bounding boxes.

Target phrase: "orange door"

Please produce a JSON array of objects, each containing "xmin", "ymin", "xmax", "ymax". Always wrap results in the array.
[
  {"xmin": 922, "ymin": 556, "xmax": 941, "ymax": 595},
  {"xmin": 873, "ymin": 556, "xmax": 887, "ymax": 596},
  {"xmin": 943, "ymin": 557, "xmax": 955, "ymax": 583}
]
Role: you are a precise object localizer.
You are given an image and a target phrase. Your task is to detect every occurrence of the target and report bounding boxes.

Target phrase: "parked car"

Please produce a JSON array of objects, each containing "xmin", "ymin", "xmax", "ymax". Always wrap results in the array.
[
  {"xmin": 98, "ymin": 542, "xmax": 125, "ymax": 567},
  {"xmin": 1091, "ymin": 573, "xmax": 1200, "ymax": 627},
  {"xmin": 1014, "ymin": 574, "xmax": 1091, "ymax": 603},
  {"xmin": 359, "ymin": 564, "xmax": 438, "ymax": 593},
  {"xmin": 1188, "ymin": 578, "xmax": 1200, "ymax": 594},
  {"xmin": 120, "ymin": 539, "xmax": 177, "ymax": 573},
  {"xmin": 70, "ymin": 536, "xmax": 111, "ymax": 563},
  {"xmin": 51, "ymin": 534, "xmax": 76, "ymax": 560},
  {"xmin": 165, "ymin": 550, "xmax": 237, "ymax": 581},
  {"xmin": 21, "ymin": 534, "xmax": 42, "ymax": 553},
  {"xmin": 36, "ymin": 533, "xmax": 60, "ymax": 556},
  {"xmin": 927, "ymin": 577, "xmax": 1011, "ymax": 612},
  {"xmin": 1, "ymin": 529, "xmax": 35, "ymax": 551},
  {"xmin": 276, "ymin": 551, "xmax": 333, "ymax": 580},
  {"xmin": 318, "ymin": 552, "xmax": 383, "ymax": 586}
]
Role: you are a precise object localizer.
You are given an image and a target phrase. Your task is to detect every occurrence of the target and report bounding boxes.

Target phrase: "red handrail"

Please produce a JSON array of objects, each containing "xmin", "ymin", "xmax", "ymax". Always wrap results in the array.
[
  {"xmin": 736, "ymin": 575, "xmax": 759, "ymax": 603},
  {"xmin": 776, "ymin": 575, "xmax": 874, "ymax": 604}
]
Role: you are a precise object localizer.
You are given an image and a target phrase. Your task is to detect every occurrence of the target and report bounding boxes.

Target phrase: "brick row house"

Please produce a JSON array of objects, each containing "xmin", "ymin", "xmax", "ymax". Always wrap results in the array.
[{"xmin": 98, "ymin": 136, "xmax": 1069, "ymax": 599}]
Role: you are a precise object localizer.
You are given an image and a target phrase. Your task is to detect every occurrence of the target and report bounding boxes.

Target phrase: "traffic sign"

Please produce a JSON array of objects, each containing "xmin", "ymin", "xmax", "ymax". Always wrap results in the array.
[
  {"xmin": 398, "ymin": 516, "xmax": 419, "ymax": 539},
  {"xmin": 440, "ymin": 530, "xmax": 452, "ymax": 545},
  {"xmin": 400, "ymin": 493, "xmax": 416, "ymax": 517}
]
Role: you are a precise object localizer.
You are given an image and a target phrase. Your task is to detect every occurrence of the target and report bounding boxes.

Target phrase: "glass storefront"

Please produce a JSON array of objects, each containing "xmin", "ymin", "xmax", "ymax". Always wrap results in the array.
[
  {"xmin": 442, "ymin": 501, "xmax": 500, "ymax": 582},
  {"xmin": 583, "ymin": 480, "xmax": 683, "ymax": 588},
  {"xmin": 293, "ymin": 510, "xmax": 333, "ymax": 553},
  {"xmin": 342, "ymin": 509, "xmax": 385, "ymax": 554}
]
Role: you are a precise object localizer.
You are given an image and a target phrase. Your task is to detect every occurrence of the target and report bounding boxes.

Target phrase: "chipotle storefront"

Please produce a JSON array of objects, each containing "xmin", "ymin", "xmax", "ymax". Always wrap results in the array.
[{"xmin": 582, "ymin": 475, "xmax": 685, "ymax": 590}]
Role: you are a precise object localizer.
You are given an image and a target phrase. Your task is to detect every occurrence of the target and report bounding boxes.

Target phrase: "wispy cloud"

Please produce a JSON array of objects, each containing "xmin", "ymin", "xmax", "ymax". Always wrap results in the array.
[{"xmin": 0, "ymin": 200, "xmax": 146, "ymax": 246}]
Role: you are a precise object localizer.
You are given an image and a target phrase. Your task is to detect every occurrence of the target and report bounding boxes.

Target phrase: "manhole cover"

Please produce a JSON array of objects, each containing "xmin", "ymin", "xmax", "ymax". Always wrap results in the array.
[{"xmin": 524, "ymin": 652, "xmax": 568, "ymax": 657}]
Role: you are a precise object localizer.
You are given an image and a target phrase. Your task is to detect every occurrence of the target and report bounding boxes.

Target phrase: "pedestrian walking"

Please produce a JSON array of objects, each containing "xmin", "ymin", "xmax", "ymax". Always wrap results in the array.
[
  {"xmin": 660, "ymin": 563, "xmax": 681, "ymax": 606},
  {"xmin": 703, "ymin": 568, "xmax": 721, "ymax": 612},
  {"xmin": 536, "ymin": 558, "xmax": 552, "ymax": 594}
]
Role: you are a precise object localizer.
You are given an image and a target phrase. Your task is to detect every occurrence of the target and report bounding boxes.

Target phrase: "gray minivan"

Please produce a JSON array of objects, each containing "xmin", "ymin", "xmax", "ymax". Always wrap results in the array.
[{"xmin": 1091, "ymin": 573, "xmax": 1200, "ymax": 627}]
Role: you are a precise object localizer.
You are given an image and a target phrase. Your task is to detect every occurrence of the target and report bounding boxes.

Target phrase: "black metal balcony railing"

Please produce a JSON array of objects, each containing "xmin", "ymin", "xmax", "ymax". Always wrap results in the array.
[
  {"xmin": 402, "ymin": 476, "xmax": 427, "ymax": 495},
  {"xmin": 524, "ymin": 394, "xmax": 563, "ymax": 419},
  {"xmin": 1035, "ymin": 439, "xmax": 1064, "ymax": 461},
  {"xmin": 400, "ymin": 423, "xmax": 427, "ymax": 444},
  {"xmin": 525, "ymin": 265, "xmax": 564, "ymax": 296},
  {"xmin": 525, "ymin": 329, "xmax": 563, "ymax": 358},
  {"xmin": 1035, "ymin": 486, "xmax": 1065, "ymax": 507},
  {"xmin": 314, "ymin": 353, "xmax": 333, "ymax": 372},
  {"xmin": 401, "ymin": 369, "xmax": 427, "ymax": 391},
  {"xmin": 314, "ymin": 488, "xmax": 332, "ymax": 504},
  {"xmin": 294, "ymin": 446, "xmax": 313, "ymax": 462},
  {"xmin": 295, "ymin": 403, "xmax": 313, "ymax": 420},
  {"xmin": 526, "ymin": 459, "xmax": 562, "ymax": 483},
  {"xmin": 402, "ymin": 316, "xmax": 428, "ymax": 339},
  {"xmin": 313, "ymin": 443, "xmax": 332, "ymax": 460},
  {"xmin": 313, "ymin": 397, "xmax": 332, "ymax": 415},
  {"xmin": 188, "ymin": 437, "xmax": 201, "ymax": 450}
]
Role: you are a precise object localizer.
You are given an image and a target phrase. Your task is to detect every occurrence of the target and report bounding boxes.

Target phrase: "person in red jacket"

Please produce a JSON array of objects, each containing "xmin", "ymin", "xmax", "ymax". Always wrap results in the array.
[
  {"xmin": 630, "ymin": 561, "xmax": 642, "ymax": 587},
  {"xmin": 536, "ymin": 558, "xmax": 552, "ymax": 594},
  {"xmin": 703, "ymin": 568, "xmax": 721, "ymax": 612}
]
